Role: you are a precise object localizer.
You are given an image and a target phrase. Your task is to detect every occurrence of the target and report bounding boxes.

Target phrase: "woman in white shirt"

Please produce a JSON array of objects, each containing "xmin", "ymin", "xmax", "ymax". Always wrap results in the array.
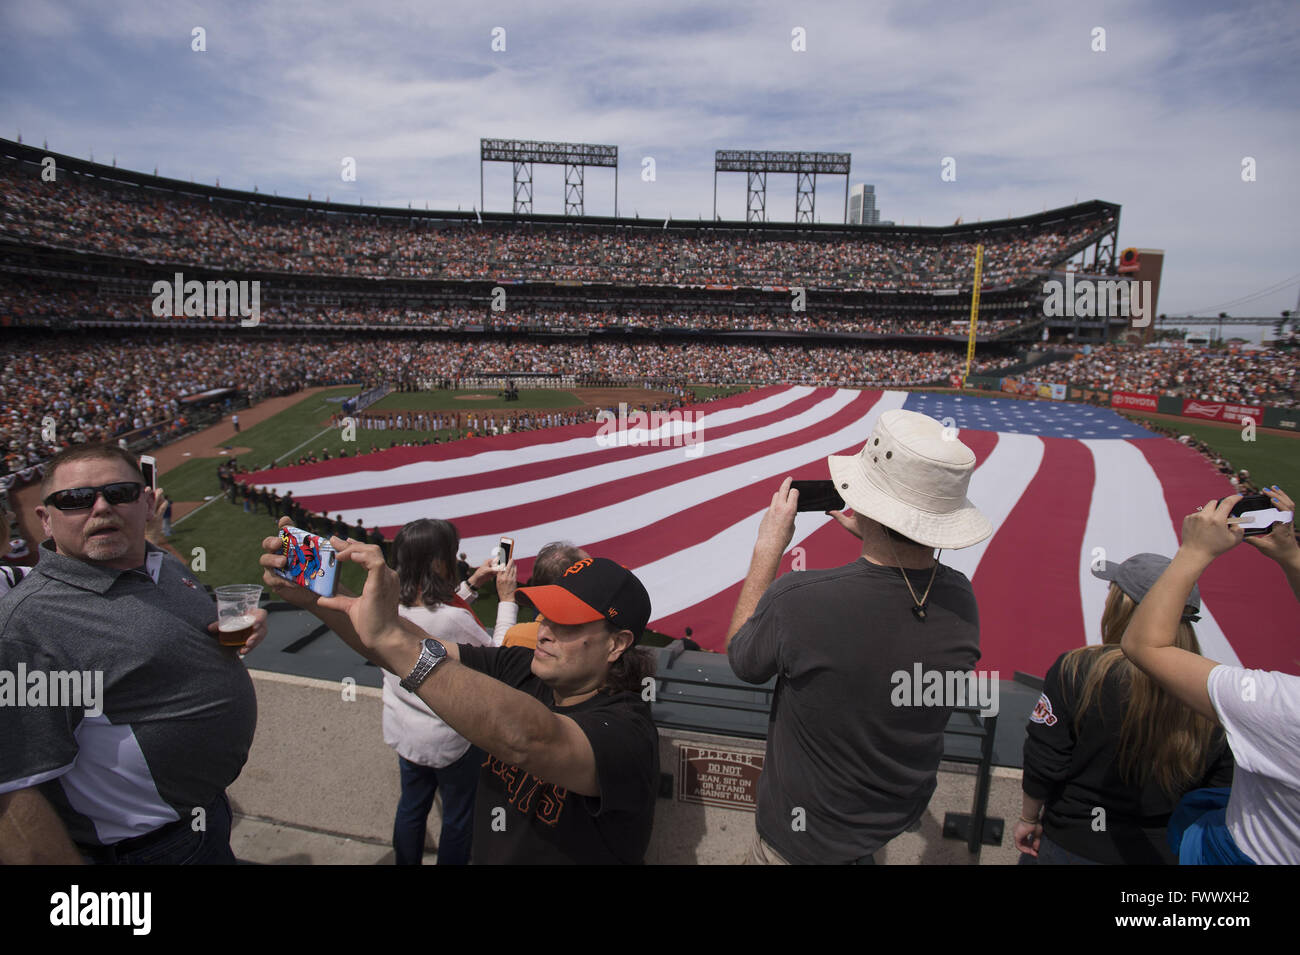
[
  {"xmin": 1122, "ymin": 486, "xmax": 1300, "ymax": 865},
  {"xmin": 384, "ymin": 518, "xmax": 517, "ymax": 865}
]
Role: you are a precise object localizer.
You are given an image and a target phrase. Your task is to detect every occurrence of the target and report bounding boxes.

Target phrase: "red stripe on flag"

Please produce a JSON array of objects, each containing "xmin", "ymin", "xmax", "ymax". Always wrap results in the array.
[
  {"xmin": 1130, "ymin": 437, "xmax": 1299, "ymax": 674},
  {"xmin": 283, "ymin": 388, "xmax": 833, "ymax": 513},
  {"xmin": 653, "ymin": 579, "xmax": 746, "ymax": 651},
  {"xmin": 446, "ymin": 390, "xmax": 885, "ymax": 540},
  {"xmin": 971, "ymin": 437, "xmax": 1094, "ymax": 676},
  {"xmin": 258, "ymin": 385, "xmax": 795, "ymax": 482},
  {"xmin": 655, "ymin": 425, "xmax": 1002, "ymax": 651}
]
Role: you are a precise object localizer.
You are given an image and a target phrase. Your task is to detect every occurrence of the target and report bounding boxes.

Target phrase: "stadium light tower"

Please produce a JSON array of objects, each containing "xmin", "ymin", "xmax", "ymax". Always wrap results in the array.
[
  {"xmin": 713, "ymin": 150, "xmax": 852, "ymax": 223},
  {"xmin": 480, "ymin": 139, "xmax": 618, "ymax": 216}
]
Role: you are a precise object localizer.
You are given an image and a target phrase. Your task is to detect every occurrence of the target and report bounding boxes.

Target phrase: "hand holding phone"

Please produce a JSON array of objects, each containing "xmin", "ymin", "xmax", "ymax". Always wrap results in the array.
[
  {"xmin": 1224, "ymin": 494, "xmax": 1294, "ymax": 537},
  {"xmin": 272, "ymin": 526, "xmax": 339, "ymax": 597},
  {"xmin": 791, "ymin": 480, "xmax": 846, "ymax": 513}
]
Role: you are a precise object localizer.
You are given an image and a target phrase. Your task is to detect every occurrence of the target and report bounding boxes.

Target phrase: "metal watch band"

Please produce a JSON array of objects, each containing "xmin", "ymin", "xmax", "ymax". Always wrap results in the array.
[{"xmin": 399, "ymin": 638, "xmax": 446, "ymax": 692}]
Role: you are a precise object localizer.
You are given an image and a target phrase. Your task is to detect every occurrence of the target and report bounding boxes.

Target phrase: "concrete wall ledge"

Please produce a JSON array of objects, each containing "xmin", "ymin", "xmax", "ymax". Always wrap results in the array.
[{"xmin": 232, "ymin": 670, "xmax": 1025, "ymax": 864}]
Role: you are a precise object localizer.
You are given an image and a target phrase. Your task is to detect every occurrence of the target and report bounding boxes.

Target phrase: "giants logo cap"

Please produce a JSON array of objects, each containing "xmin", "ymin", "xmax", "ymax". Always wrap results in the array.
[{"xmin": 517, "ymin": 556, "xmax": 652, "ymax": 641}]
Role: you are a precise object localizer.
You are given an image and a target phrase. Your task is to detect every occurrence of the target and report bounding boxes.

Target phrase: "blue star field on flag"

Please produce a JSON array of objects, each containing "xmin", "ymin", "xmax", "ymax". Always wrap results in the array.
[{"xmin": 902, "ymin": 393, "xmax": 1157, "ymax": 439}]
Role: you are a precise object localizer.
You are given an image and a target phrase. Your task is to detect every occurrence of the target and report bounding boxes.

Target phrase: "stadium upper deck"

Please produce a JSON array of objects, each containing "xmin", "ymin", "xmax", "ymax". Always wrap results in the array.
[{"xmin": 0, "ymin": 140, "xmax": 1116, "ymax": 295}]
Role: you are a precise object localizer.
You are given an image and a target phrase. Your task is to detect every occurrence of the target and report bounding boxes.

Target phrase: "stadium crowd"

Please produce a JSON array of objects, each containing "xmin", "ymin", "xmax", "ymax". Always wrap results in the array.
[
  {"xmin": 1046, "ymin": 343, "xmax": 1298, "ymax": 408},
  {"xmin": 1, "ymin": 280, "xmax": 1035, "ymax": 337},
  {"xmin": 1, "ymin": 163, "xmax": 1113, "ymax": 290},
  {"xmin": 0, "ymin": 334, "xmax": 1022, "ymax": 475},
  {"xmin": 7, "ymin": 158, "xmax": 1300, "ymax": 873}
]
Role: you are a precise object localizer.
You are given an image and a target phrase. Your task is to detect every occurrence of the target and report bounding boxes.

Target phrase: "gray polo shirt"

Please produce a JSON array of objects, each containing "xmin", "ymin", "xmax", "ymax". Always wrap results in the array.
[
  {"xmin": 729, "ymin": 558, "xmax": 980, "ymax": 864},
  {"xmin": 0, "ymin": 541, "xmax": 257, "ymax": 847}
]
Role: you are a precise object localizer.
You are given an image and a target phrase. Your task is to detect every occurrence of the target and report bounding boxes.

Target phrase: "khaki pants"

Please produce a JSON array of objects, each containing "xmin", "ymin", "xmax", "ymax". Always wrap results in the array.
[
  {"xmin": 744, "ymin": 832, "xmax": 792, "ymax": 865},
  {"xmin": 744, "ymin": 830, "xmax": 878, "ymax": 864}
]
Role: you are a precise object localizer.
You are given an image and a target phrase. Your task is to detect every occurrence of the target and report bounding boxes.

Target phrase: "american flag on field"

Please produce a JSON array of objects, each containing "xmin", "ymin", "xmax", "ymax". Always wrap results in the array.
[{"xmin": 252, "ymin": 387, "xmax": 1298, "ymax": 676}]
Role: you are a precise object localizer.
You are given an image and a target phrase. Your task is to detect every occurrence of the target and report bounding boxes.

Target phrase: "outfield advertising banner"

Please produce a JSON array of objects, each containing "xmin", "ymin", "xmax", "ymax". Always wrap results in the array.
[
  {"xmin": 1157, "ymin": 395, "xmax": 1184, "ymax": 415},
  {"xmin": 1067, "ymin": 384, "xmax": 1111, "ymax": 404},
  {"xmin": 1110, "ymin": 391, "xmax": 1159, "ymax": 412},
  {"xmin": 1181, "ymin": 399, "xmax": 1263, "ymax": 424},
  {"xmin": 1263, "ymin": 407, "xmax": 1300, "ymax": 431},
  {"xmin": 956, "ymin": 379, "xmax": 1290, "ymax": 430},
  {"xmin": 998, "ymin": 377, "xmax": 1068, "ymax": 400}
]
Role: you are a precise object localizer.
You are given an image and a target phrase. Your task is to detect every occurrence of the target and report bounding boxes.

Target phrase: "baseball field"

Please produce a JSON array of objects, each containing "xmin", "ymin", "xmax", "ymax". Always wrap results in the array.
[{"xmin": 83, "ymin": 382, "xmax": 1294, "ymax": 649}]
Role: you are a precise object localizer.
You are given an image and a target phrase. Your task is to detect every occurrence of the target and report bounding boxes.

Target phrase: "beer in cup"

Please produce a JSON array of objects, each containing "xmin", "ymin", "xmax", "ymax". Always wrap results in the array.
[{"xmin": 215, "ymin": 584, "xmax": 263, "ymax": 647}]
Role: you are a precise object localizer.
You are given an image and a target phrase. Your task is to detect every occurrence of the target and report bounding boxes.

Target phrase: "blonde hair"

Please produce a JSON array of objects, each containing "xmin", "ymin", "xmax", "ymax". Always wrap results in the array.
[{"xmin": 1059, "ymin": 584, "xmax": 1219, "ymax": 798}]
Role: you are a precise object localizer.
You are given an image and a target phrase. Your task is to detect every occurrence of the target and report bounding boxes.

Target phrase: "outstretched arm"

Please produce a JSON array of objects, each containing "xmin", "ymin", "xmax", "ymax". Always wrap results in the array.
[
  {"xmin": 262, "ymin": 522, "xmax": 602, "ymax": 796},
  {"xmin": 727, "ymin": 477, "xmax": 798, "ymax": 648},
  {"xmin": 1121, "ymin": 497, "xmax": 1241, "ymax": 723}
]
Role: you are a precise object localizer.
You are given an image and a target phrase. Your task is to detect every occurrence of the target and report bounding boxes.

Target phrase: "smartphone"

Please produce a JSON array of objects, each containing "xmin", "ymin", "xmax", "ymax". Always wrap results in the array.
[
  {"xmin": 1225, "ymin": 494, "xmax": 1294, "ymax": 537},
  {"xmin": 139, "ymin": 455, "xmax": 157, "ymax": 490},
  {"xmin": 791, "ymin": 480, "xmax": 846, "ymax": 513},
  {"xmin": 274, "ymin": 526, "xmax": 338, "ymax": 597},
  {"xmin": 497, "ymin": 536, "xmax": 515, "ymax": 567}
]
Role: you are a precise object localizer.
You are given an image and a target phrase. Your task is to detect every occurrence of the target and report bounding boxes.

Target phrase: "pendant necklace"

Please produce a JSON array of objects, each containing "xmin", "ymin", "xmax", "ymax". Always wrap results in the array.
[{"xmin": 890, "ymin": 540, "xmax": 941, "ymax": 621}]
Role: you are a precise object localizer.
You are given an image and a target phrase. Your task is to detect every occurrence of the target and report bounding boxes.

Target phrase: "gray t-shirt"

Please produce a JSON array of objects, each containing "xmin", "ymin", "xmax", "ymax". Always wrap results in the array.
[
  {"xmin": 728, "ymin": 558, "xmax": 979, "ymax": 864},
  {"xmin": 0, "ymin": 541, "xmax": 257, "ymax": 846}
]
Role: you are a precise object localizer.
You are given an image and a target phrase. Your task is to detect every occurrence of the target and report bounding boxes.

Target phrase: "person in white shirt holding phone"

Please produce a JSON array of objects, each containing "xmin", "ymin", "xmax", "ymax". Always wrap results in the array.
[
  {"xmin": 373, "ymin": 518, "xmax": 515, "ymax": 864},
  {"xmin": 1122, "ymin": 486, "xmax": 1299, "ymax": 865}
]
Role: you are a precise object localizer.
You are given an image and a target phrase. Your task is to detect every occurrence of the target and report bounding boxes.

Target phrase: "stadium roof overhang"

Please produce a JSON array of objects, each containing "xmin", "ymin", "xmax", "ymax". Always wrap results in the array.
[{"xmin": 0, "ymin": 138, "xmax": 1119, "ymax": 242}]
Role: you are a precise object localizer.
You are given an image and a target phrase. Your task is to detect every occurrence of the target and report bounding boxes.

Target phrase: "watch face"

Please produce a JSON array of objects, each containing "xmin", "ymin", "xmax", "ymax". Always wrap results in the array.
[{"xmin": 423, "ymin": 637, "xmax": 446, "ymax": 659}]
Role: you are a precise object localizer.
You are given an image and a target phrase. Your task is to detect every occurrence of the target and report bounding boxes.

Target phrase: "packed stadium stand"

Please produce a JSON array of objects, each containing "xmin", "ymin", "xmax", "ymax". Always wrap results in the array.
[{"xmin": 1, "ymin": 138, "xmax": 1295, "ymax": 483}]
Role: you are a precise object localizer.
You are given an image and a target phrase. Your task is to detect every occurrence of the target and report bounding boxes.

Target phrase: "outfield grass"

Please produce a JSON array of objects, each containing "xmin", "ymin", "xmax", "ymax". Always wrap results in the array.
[
  {"xmin": 166, "ymin": 496, "xmax": 670, "ymax": 636},
  {"xmin": 1127, "ymin": 413, "xmax": 1300, "ymax": 492},
  {"xmin": 157, "ymin": 386, "xmax": 361, "ymax": 505},
  {"xmin": 369, "ymin": 389, "xmax": 583, "ymax": 411},
  {"xmin": 690, "ymin": 384, "xmax": 752, "ymax": 400}
]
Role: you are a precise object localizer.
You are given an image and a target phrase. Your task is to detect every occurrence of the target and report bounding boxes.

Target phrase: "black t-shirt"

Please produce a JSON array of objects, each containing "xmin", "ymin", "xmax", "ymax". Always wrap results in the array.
[
  {"xmin": 728, "ymin": 559, "xmax": 981, "ymax": 863},
  {"xmin": 1022, "ymin": 649, "xmax": 1235, "ymax": 864},
  {"xmin": 457, "ymin": 646, "xmax": 659, "ymax": 864}
]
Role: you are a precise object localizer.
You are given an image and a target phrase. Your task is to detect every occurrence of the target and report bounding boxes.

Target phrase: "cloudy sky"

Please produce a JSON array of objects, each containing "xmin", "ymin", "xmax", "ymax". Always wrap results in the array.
[{"xmin": 1, "ymin": 0, "xmax": 1297, "ymax": 317}]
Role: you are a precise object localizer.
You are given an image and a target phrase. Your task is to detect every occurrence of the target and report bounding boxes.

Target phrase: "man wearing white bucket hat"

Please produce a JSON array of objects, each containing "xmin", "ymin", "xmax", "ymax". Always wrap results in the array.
[{"xmin": 727, "ymin": 409, "xmax": 992, "ymax": 864}]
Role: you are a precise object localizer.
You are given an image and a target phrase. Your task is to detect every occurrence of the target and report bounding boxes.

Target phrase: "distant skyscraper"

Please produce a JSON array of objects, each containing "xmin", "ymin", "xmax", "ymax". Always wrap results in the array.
[{"xmin": 849, "ymin": 183, "xmax": 882, "ymax": 225}]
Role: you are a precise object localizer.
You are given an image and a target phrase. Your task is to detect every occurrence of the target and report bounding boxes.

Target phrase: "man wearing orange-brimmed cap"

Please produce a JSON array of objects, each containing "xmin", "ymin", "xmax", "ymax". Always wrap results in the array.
[
  {"xmin": 726, "ymin": 408, "xmax": 992, "ymax": 865},
  {"xmin": 263, "ymin": 535, "xmax": 660, "ymax": 865}
]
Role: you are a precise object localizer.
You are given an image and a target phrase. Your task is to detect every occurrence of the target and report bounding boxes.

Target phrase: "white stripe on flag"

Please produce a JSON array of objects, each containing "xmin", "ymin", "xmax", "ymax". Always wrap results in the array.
[
  {"xmin": 1080, "ymin": 440, "xmax": 1239, "ymax": 664},
  {"xmin": 458, "ymin": 391, "xmax": 906, "ymax": 563},
  {"xmin": 366, "ymin": 389, "xmax": 864, "ymax": 528},
  {"xmin": 279, "ymin": 385, "xmax": 817, "ymax": 496},
  {"xmin": 356, "ymin": 389, "xmax": 863, "ymax": 527},
  {"xmin": 626, "ymin": 392, "xmax": 910, "ymax": 617},
  {"xmin": 942, "ymin": 433, "xmax": 1045, "ymax": 581}
]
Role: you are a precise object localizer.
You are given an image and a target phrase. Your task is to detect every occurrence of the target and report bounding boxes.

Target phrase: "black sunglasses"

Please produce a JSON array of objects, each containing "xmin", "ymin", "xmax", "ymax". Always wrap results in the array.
[{"xmin": 43, "ymin": 482, "xmax": 145, "ymax": 511}]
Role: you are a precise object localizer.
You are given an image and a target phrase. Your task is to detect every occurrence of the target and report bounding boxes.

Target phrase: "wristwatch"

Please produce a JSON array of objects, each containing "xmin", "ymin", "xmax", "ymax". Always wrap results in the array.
[{"xmin": 399, "ymin": 637, "xmax": 448, "ymax": 692}]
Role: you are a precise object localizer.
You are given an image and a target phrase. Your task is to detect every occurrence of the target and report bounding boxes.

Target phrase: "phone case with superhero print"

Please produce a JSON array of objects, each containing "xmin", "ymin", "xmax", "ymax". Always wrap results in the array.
[{"xmin": 275, "ymin": 525, "xmax": 338, "ymax": 597}]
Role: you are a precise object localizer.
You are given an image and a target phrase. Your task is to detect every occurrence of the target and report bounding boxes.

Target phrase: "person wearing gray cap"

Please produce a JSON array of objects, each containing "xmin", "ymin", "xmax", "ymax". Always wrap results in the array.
[
  {"xmin": 1122, "ymin": 487, "xmax": 1300, "ymax": 865},
  {"xmin": 726, "ymin": 408, "xmax": 992, "ymax": 864},
  {"xmin": 1015, "ymin": 553, "xmax": 1234, "ymax": 865}
]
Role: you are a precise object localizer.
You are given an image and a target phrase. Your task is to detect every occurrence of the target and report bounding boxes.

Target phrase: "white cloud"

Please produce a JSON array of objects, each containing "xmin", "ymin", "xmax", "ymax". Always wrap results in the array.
[{"xmin": 1, "ymin": 0, "xmax": 1297, "ymax": 313}]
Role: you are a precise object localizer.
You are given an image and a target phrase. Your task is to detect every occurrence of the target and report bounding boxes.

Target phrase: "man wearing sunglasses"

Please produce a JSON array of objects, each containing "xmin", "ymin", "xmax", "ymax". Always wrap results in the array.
[{"xmin": 0, "ymin": 444, "xmax": 262, "ymax": 864}]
